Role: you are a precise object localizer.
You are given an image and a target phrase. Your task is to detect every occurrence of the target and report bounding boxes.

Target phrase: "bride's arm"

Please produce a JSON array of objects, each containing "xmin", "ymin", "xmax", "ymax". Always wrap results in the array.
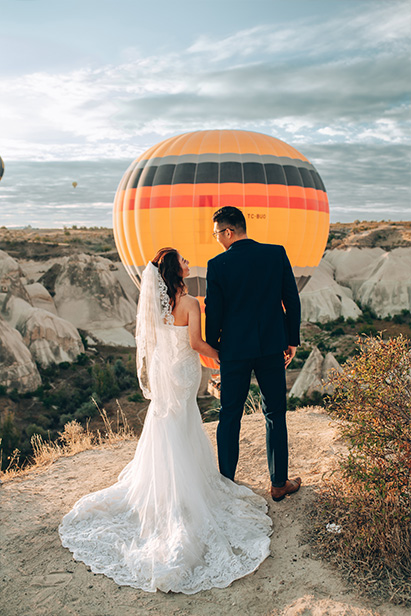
[{"xmin": 187, "ymin": 298, "xmax": 219, "ymax": 361}]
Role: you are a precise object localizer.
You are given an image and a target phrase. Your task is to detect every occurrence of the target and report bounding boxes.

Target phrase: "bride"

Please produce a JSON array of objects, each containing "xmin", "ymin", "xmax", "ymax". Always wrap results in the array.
[{"xmin": 59, "ymin": 247, "xmax": 272, "ymax": 594}]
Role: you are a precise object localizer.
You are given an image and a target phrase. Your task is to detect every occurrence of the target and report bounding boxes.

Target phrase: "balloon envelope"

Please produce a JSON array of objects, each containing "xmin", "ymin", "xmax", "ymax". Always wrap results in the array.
[
  {"xmin": 0, "ymin": 157, "xmax": 4, "ymax": 181},
  {"xmin": 113, "ymin": 129, "xmax": 330, "ymax": 368},
  {"xmin": 72, "ymin": 181, "xmax": 78, "ymax": 188}
]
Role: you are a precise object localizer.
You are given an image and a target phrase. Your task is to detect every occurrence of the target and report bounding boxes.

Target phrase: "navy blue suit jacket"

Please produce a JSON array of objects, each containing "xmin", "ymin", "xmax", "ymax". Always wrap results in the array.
[{"xmin": 205, "ymin": 239, "xmax": 301, "ymax": 361}]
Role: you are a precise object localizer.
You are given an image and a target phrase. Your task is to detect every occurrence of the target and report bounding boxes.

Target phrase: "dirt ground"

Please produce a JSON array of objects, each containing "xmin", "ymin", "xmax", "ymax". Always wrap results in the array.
[{"xmin": 0, "ymin": 408, "xmax": 407, "ymax": 616}]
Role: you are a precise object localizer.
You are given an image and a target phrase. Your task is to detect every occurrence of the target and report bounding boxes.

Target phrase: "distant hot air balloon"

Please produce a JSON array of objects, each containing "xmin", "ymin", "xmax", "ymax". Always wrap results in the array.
[
  {"xmin": 113, "ymin": 129, "xmax": 329, "ymax": 368},
  {"xmin": 72, "ymin": 181, "xmax": 78, "ymax": 188},
  {"xmin": 0, "ymin": 157, "xmax": 4, "ymax": 181}
]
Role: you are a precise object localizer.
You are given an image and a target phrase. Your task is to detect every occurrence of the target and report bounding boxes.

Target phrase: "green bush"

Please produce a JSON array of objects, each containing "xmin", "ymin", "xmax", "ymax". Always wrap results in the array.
[
  {"xmin": 92, "ymin": 363, "xmax": 120, "ymax": 401},
  {"xmin": 0, "ymin": 414, "xmax": 20, "ymax": 470},
  {"xmin": 287, "ymin": 395, "xmax": 301, "ymax": 411},
  {"xmin": 74, "ymin": 400, "xmax": 98, "ymax": 421},
  {"xmin": 312, "ymin": 335, "xmax": 411, "ymax": 603},
  {"xmin": 25, "ymin": 424, "xmax": 49, "ymax": 441},
  {"xmin": 359, "ymin": 324, "xmax": 378, "ymax": 336},
  {"xmin": 76, "ymin": 352, "xmax": 89, "ymax": 365},
  {"xmin": 287, "ymin": 390, "xmax": 327, "ymax": 411},
  {"xmin": 8, "ymin": 389, "xmax": 20, "ymax": 402},
  {"xmin": 58, "ymin": 413, "xmax": 74, "ymax": 428},
  {"xmin": 330, "ymin": 327, "xmax": 345, "ymax": 337},
  {"xmin": 128, "ymin": 392, "xmax": 144, "ymax": 402}
]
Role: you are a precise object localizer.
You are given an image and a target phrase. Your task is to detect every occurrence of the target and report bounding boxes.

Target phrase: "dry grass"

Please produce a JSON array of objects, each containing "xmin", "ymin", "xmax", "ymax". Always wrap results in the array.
[
  {"xmin": 306, "ymin": 475, "xmax": 411, "ymax": 606},
  {"xmin": 0, "ymin": 398, "xmax": 136, "ymax": 483}
]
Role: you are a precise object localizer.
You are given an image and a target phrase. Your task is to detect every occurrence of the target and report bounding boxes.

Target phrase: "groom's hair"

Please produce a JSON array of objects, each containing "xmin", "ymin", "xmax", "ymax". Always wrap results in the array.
[{"xmin": 212, "ymin": 206, "xmax": 246, "ymax": 233}]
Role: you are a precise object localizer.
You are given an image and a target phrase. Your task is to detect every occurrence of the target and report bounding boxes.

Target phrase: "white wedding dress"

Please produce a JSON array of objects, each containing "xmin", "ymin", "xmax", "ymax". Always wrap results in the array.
[{"xmin": 59, "ymin": 264, "xmax": 272, "ymax": 594}]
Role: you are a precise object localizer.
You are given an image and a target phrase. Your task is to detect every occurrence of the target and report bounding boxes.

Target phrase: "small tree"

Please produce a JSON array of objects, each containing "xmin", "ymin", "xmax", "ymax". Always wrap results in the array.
[
  {"xmin": 327, "ymin": 334, "xmax": 410, "ymax": 500},
  {"xmin": 314, "ymin": 334, "xmax": 411, "ymax": 603}
]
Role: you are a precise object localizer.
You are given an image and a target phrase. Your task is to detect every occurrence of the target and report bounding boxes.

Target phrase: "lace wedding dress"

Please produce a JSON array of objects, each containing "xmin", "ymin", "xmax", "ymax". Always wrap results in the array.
[{"xmin": 59, "ymin": 263, "xmax": 272, "ymax": 594}]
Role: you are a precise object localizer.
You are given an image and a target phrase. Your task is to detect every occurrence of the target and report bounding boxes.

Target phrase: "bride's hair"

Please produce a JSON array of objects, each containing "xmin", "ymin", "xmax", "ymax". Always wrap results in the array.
[{"xmin": 152, "ymin": 247, "xmax": 187, "ymax": 308}]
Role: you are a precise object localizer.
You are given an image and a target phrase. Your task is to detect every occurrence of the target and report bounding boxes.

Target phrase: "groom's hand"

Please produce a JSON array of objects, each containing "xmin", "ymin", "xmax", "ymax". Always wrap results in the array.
[{"xmin": 284, "ymin": 346, "xmax": 296, "ymax": 369}]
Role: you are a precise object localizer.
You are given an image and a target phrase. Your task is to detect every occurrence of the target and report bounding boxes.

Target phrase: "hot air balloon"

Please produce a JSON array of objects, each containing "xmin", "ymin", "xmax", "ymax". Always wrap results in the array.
[
  {"xmin": 72, "ymin": 181, "xmax": 78, "ymax": 188},
  {"xmin": 0, "ymin": 157, "xmax": 4, "ymax": 181},
  {"xmin": 113, "ymin": 129, "xmax": 329, "ymax": 368}
]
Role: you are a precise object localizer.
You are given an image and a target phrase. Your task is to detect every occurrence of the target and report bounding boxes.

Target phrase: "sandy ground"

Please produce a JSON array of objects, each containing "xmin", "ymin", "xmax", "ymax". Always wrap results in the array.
[{"xmin": 0, "ymin": 408, "xmax": 407, "ymax": 616}]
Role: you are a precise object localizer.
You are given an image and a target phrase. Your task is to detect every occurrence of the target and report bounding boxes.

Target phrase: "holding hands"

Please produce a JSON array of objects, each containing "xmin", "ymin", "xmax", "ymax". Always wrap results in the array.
[{"xmin": 284, "ymin": 345, "xmax": 297, "ymax": 369}]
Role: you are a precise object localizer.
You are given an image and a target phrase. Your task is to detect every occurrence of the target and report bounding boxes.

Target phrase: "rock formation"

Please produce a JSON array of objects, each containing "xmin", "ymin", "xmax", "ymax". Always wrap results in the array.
[
  {"xmin": 39, "ymin": 253, "xmax": 137, "ymax": 346},
  {"xmin": 300, "ymin": 261, "xmax": 362, "ymax": 323},
  {"xmin": 0, "ymin": 314, "xmax": 42, "ymax": 393},
  {"xmin": 1, "ymin": 295, "xmax": 84, "ymax": 368},
  {"xmin": 303, "ymin": 247, "xmax": 411, "ymax": 321},
  {"xmin": 324, "ymin": 247, "xmax": 411, "ymax": 317},
  {"xmin": 289, "ymin": 347, "xmax": 342, "ymax": 399},
  {"xmin": 25, "ymin": 282, "xmax": 58, "ymax": 315},
  {"xmin": 0, "ymin": 249, "xmax": 31, "ymax": 302}
]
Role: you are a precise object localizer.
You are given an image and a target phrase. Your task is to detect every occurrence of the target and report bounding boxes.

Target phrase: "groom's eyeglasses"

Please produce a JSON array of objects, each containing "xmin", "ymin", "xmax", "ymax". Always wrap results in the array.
[{"xmin": 212, "ymin": 227, "xmax": 233, "ymax": 238}]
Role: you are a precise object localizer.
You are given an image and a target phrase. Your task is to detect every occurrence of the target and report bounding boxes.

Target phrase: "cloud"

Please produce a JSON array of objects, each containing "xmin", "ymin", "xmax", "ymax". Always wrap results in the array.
[
  {"xmin": 0, "ymin": 0, "xmax": 409, "ymax": 161},
  {"xmin": 304, "ymin": 143, "xmax": 410, "ymax": 221}
]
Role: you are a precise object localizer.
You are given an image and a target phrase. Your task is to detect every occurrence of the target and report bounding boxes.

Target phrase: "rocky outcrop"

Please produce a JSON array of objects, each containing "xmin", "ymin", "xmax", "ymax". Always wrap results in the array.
[
  {"xmin": 289, "ymin": 347, "xmax": 342, "ymax": 399},
  {"xmin": 0, "ymin": 314, "xmax": 42, "ymax": 393},
  {"xmin": 324, "ymin": 247, "xmax": 411, "ymax": 317},
  {"xmin": 300, "ymin": 261, "xmax": 362, "ymax": 323},
  {"xmin": 25, "ymin": 282, "xmax": 57, "ymax": 315},
  {"xmin": 344, "ymin": 224, "xmax": 411, "ymax": 250},
  {"xmin": 43, "ymin": 254, "xmax": 137, "ymax": 346},
  {"xmin": 0, "ymin": 250, "xmax": 31, "ymax": 303},
  {"xmin": 1, "ymin": 295, "xmax": 84, "ymax": 368}
]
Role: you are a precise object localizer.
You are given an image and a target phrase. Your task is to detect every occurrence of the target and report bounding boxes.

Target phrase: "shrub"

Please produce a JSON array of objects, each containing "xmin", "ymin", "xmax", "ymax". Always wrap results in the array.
[
  {"xmin": 58, "ymin": 361, "xmax": 71, "ymax": 370},
  {"xmin": 9, "ymin": 389, "xmax": 20, "ymax": 402},
  {"xmin": 74, "ymin": 400, "xmax": 98, "ymax": 421},
  {"xmin": 311, "ymin": 335, "xmax": 411, "ymax": 604},
  {"xmin": 287, "ymin": 395, "xmax": 301, "ymax": 411},
  {"xmin": 0, "ymin": 414, "xmax": 20, "ymax": 470},
  {"xmin": 128, "ymin": 392, "xmax": 144, "ymax": 402},
  {"xmin": 76, "ymin": 352, "xmax": 89, "ymax": 365},
  {"xmin": 317, "ymin": 340, "xmax": 331, "ymax": 353},
  {"xmin": 287, "ymin": 390, "xmax": 327, "ymax": 411},
  {"xmin": 92, "ymin": 362, "xmax": 120, "ymax": 401},
  {"xmin": 330, "ymin": 327, "xmax": 345, "ymax": 337},
  {"xmin": 25, "ymin": 424, "xmax": 49, "ymax": 441},
  {"xmin": 78, "ymin": 331, "xmax": 89, "ymax": 350},
  {"xmin": 358, "ymin": 324, "xmax": 377, "ymax": 336}
]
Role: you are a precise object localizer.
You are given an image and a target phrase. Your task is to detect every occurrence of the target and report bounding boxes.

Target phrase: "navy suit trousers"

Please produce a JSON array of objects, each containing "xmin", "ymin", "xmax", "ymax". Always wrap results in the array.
[{"xmin": 217, "ymin": 353, "xmax": 288, "ymax": 487}]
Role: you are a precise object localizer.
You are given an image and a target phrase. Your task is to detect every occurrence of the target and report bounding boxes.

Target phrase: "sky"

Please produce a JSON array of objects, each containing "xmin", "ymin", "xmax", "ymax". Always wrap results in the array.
[{"xmin": 0, "ymin": 0, "xmax": 410, "ymax": 225}]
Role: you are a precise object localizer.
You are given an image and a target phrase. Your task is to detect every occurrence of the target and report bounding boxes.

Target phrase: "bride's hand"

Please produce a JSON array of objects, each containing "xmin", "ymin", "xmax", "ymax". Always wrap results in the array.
[
  {"xmin": 284, "ymin": 345, "xmax": 296, "ymax": 368},
  {"xmin": 211, "ymin": 348, "xmax": 220, "ymax": 364}
]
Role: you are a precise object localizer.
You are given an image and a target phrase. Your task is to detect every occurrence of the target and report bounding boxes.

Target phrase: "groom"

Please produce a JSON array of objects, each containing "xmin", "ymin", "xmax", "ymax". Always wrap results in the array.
[{"xmin": 205, "ymin": 206, "xmax": 302, "ymax": 502}]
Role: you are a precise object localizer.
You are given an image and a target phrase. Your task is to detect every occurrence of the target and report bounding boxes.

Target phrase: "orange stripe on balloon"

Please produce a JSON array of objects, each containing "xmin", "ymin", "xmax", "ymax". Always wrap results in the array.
[{"xmin": 122, "ymin": 193, "xmax": 328, "ymax": 213}]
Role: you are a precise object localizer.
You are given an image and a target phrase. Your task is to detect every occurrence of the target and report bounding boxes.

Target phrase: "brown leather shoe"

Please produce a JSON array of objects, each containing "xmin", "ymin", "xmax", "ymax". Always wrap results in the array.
[{"xmin": 270, "ymin": 477, "xmax": 302, "ymax": 502}]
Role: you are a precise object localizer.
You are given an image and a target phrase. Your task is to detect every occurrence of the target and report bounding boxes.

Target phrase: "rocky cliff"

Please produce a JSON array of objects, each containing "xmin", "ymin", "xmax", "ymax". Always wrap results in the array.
[
  {"xmin": 1, "ymin": 224, "xmax": 410, "ymax": 394},
  {"xmin": 301, "ymin": 247, "xmax": 411, "ymax": 322},
  {"xmin": 0, "ymin": 249, "xmax": 137, "ymax": 393},
  {"xmin": 38, "ymin": 253, "xmax": 137, "ymax": 346},
  {"xmin": 0, "ymin": 314, "xmax": 42, "ymax": 393}
]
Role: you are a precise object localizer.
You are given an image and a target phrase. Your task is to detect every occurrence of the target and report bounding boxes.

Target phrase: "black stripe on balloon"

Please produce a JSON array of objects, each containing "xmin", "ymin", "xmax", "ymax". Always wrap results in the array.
[{"xmin": 127, "ymin": 161, "xmax": 326, "ymax": 191}]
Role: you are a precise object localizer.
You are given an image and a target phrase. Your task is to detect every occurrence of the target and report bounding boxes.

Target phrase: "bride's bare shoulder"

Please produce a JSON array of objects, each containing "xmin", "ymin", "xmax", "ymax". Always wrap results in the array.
[{"xmin": 180, "ymin": 294, "xmax": 200, "ymax": 309}]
